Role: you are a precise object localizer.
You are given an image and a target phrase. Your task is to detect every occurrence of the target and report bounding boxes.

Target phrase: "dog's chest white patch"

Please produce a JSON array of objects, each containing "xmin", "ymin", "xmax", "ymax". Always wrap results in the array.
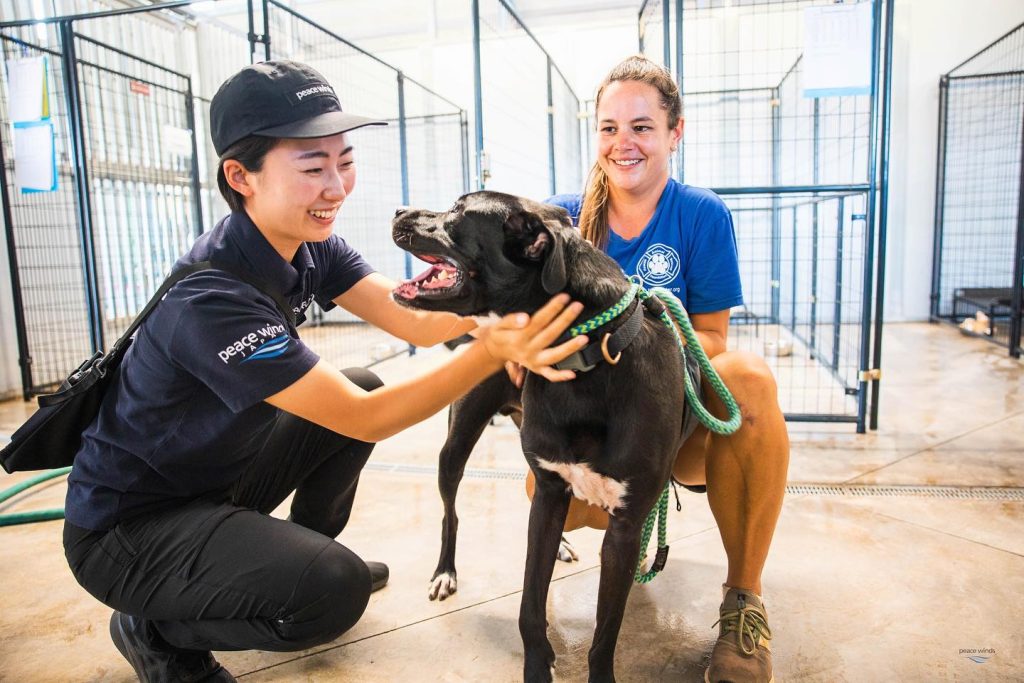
[{"xmin": 535, "ymin": 459, "xmax": 627, "ymax": 513}]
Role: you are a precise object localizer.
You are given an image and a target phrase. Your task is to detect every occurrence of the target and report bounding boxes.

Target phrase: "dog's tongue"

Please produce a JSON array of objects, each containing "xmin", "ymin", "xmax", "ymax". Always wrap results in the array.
[
  {"xmin": 394, "ymin": 281, "xmax": 420, "ymax": 300},
  {"xmin": 394, "ymin": 262, "xmax": 458, "ymax": 300}
]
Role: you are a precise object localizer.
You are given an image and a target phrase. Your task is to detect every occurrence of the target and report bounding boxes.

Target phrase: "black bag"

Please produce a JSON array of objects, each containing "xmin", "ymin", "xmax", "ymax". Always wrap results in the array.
[{"xmin": 0, "ymin": 260, "xmax": 295, "ymax": 474}]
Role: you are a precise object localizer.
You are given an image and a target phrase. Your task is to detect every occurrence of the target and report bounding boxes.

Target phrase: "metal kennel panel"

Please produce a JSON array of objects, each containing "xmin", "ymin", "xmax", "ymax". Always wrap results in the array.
[
  {"xmin": 0, "ymin": 30, "xmax": 92, "ymax": 397},
  {"xmin": 931, "ymin": 23, "xmax": 1024, "ymax": 358},
  {"xmin": 551, "ymin": 62, "xmax": 585, "ymax": 196},
  {"xmin": 638, "ymin": 0, "xmax": 670, "ymax": 71},
  {"xmin": 471, "ymin": 0, "xmax": 583, "ymax": 200},
  {"xmin": 266, "ymin": 0, "xmax": 469, "ymax": 368},
  {"xmin": 3, "ymin": 0, "xmax": 464, "ymax": 396},
  {"xmin": 70, "ymin": 29, "xmax": 202, "ymax": 345},
  {"xmin": 0, "ymin": 2, "xmax": 251, "ymax": 397},
  {"xmin": 640, "ymin": 0, "xmax": 893, "ymax": 430},
  {"xmin": 726, "ymin": 191, "xmax": 869, "ymax": 421},
  {"xmin": 679, "ymin": 1, "xmax": 874, "ymax": 189},
  {"xmin": 190, "ymin": 19, "xmax": 254, "ymax": 232}
]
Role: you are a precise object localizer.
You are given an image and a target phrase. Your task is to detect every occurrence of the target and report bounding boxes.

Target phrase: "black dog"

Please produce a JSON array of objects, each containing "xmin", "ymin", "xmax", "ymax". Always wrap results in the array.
[{"xmin": 392, "ymin": 191, "xmax": 689, "ymax": 683}]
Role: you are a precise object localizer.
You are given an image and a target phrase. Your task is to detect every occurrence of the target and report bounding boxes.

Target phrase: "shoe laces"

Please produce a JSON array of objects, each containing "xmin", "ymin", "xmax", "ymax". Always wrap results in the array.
[{"xmin": 712, "ymin": 596, "xmax": 772, "ymax": 656}]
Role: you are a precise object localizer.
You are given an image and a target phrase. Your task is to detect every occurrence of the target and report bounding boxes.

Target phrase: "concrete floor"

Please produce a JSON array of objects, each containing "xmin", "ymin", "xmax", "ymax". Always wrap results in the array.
[{"xmin": 0, "ymin": 322, "xmax": 1021, "ymax": 682}]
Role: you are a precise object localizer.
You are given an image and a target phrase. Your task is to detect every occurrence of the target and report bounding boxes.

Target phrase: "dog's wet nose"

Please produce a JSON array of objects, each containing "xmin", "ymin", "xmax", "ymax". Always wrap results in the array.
[{"xmin": 395, "ymin": 206, "xmax": 409, "ymax": 217}]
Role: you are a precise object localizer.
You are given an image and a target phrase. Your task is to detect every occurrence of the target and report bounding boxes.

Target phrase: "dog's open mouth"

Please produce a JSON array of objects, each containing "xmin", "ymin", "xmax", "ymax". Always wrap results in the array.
[{"xmin": 394, "ymin": 254, "xmax": 466, "ymax": 301}]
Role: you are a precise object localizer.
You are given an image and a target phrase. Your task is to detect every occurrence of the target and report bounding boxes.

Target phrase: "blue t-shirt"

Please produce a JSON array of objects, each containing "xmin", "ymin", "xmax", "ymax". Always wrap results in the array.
[
  {"xmin": 65, "ymin": 211, "xmax": 375, "ymax": 530},
  {"xmin": 547, "ymin": 179, "xmax": 743, "ymax": 314}
]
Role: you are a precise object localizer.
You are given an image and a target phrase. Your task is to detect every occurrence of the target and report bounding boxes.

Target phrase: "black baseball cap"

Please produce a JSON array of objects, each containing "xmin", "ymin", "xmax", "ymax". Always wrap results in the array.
[{"xmin": 210, "ymin": 60, "xmax": 387, "ymax": 156}]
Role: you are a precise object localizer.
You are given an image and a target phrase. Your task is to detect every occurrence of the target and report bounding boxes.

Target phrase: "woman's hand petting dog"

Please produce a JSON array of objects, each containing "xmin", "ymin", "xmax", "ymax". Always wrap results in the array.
[{"xmin": 475, "ymin": 294, "xmax": 588, "ymax": 383}]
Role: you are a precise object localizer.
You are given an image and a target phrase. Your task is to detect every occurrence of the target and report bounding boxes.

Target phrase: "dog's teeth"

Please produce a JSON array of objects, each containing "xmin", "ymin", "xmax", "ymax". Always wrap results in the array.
[{"xmin": 438, "ymin": 270, "xmax": 449, "ymax": 281}]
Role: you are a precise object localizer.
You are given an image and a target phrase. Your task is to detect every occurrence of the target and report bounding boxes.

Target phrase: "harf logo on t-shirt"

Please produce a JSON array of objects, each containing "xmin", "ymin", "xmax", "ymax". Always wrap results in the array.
[{"xmin": 637, "ymin": 243, "xmax": 680, "ymax": 286}]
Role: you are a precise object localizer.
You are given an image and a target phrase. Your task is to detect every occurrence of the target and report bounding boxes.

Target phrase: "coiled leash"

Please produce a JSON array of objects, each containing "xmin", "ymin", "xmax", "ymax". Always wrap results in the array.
[{"xmin": 564, "ymin": 278, "xmax": 742, "ymax": 583}]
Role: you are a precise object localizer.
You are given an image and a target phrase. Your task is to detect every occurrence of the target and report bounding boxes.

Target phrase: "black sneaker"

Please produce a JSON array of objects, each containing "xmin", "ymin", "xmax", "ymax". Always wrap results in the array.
[
  {"xmin": 366, "ymin": 561, "xmax": 389, "ymax": 592},
  {"xmin": 109, "ymin": 611, "xmax": 236, "ymax": 683}
]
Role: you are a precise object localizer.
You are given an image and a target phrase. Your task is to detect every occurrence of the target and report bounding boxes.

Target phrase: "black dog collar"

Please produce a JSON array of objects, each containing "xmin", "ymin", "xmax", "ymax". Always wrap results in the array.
[{"xmin": 554, "ymin": 299, "xmax": 647, "ymax": 373}]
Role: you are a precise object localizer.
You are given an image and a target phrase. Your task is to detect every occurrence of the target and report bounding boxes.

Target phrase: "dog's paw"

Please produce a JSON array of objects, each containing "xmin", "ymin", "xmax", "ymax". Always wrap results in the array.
[
  {"xmin": 428, "ymin": 572, "xmax": 458, "ymax": 601},
  {"xmin": 557, "ymin": 535, "xmax": 579, "ymax": 563},
  {"xmin": 523, "ymin": 649, "xmax": 556, "ymax": 683}
]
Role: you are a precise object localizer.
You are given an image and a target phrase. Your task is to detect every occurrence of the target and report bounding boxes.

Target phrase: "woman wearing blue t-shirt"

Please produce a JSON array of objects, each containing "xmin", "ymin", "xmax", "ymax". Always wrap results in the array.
[
  {"xmin": 535, "ymin": 55, "xmax": 789, "ymax": 683},
  {"xmin": 62, "ymin": 60, "xmax": 587, "ymax": 683}
]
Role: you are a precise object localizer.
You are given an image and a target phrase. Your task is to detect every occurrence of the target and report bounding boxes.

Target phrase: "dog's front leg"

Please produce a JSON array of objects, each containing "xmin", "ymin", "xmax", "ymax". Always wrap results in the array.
[
  {"xmin": 519, "ymin": 468, "xmax": 571, "ymax": 683},
  {"xmin": 587, "ymin": 514, "xmax": 645, "ymax": 683},
  {"xmin": 431, "ymin": 374, "xmax": 516, "ymax": 601}
]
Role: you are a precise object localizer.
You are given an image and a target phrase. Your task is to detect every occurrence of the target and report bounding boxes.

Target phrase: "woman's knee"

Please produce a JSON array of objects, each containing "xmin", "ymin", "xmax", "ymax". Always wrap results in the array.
[
  {"xmin": 711, "ymin": 351, "xmax": 779, "ymax": 402},
  {"xmin": 274, "ymin": 543, "xmax": 371, "ymax": 649}
]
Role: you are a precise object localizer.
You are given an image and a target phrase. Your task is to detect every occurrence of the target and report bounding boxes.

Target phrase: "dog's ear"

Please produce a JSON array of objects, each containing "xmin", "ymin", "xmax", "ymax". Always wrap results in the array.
[{"xmin": 505, "ymin": 210, "xmax": 568, "ymax": 294}]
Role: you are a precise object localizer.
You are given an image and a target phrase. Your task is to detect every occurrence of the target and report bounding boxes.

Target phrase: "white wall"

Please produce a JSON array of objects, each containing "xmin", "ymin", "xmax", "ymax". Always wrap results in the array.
[{"xmin": 887, "ymin": 0, "xmax": 1024, "ymax": 321}]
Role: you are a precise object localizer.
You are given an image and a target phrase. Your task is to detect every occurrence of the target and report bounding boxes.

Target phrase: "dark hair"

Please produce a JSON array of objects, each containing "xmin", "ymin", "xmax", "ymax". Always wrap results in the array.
[
  {"xmin": 579, "ymin": 55, "xmax": 682, "ymax": 249},
  {"xmin": 216, "ymin": 135, "xmax": 281, "ymax": 212}
]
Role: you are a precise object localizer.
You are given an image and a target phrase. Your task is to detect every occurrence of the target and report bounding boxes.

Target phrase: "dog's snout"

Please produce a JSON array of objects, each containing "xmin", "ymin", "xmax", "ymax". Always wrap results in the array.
[{"xmin": 395, "ymin": 206, "xmax": 409, "ymax": 218}]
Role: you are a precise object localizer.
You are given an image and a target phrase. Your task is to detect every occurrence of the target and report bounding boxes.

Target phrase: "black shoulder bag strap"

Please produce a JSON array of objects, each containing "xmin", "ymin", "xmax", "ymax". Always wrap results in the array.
[{"xmin": 94, "ymin": 260, "xmax": 297, "ymax": 374}]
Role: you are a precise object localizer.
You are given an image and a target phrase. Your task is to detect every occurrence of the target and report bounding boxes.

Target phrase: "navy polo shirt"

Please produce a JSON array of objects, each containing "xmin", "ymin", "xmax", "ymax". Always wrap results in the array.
[{"xmin": 65, "ymin": 211, "xmax": 375, "ymax": 530}]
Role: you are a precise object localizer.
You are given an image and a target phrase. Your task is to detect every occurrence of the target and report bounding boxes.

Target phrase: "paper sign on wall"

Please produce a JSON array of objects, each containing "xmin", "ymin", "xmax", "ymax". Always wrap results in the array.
[
  {"xmin": 802, "ymin": 2, "xmax": 873, "ymax": 98},
  {"xmin": 14, "ymin": 121, "xmax": 57, "ymax": 193},
  {"xmin": 161, "ymin": 124, "xmax": 193, "ymax": 159},
  {"xmin": 6, "ymin": 56, "xmax": 50, "ymax": 122}
]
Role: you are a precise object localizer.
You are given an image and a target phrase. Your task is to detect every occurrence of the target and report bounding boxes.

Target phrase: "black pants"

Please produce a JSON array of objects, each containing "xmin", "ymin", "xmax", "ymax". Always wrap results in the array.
[{"xmin": 64, "ymin": 367, "xmax": 383, "ymax": 653}]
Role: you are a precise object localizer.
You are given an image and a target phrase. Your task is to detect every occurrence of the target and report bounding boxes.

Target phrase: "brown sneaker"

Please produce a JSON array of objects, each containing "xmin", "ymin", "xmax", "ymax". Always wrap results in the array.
[{"xmin": 705, "ymin": 587, "xmax": 774, "ymax": 683}]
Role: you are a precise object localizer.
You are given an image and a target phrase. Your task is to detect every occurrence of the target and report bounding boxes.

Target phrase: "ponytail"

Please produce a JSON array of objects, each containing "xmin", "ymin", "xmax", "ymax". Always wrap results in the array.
[{"xmin": 577, "ymin": 161, "xmax": 611, "ymax": 250}]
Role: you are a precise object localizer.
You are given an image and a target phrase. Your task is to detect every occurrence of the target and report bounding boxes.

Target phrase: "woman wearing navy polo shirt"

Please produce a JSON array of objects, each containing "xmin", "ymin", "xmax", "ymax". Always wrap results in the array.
[
  {"xmin": 62, "ymin": 61, "xmax": 588, "ymax": 682},
  {"xmin": 537, "ymin": 56, "xmax": 790, "ymax": 683}
]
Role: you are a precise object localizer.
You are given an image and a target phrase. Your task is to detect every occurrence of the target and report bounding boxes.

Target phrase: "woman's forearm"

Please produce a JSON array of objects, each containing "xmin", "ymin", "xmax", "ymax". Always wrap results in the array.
[{"xmin": 355, "ymin": 342, "xmax": 500, "ymax": 441}]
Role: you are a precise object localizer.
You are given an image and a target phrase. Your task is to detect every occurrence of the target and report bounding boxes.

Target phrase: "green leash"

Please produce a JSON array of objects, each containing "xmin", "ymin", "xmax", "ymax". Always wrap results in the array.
[{"xmin": 568, "ymin": 279, "xmax": 743, "ymax": 583}]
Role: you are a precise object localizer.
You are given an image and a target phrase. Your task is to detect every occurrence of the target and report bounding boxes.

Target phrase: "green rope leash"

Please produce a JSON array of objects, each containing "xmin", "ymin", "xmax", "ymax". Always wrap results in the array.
[
  {"xmin": 565, "ymin": 278, "xmax": 742, "ymax": 434},
  {"xmin": 640, "ymin": 283, "xmax": 742, "ymax": 436},
  {"xmin": 634, "ymin": 482, "xmax": 669, "ymax": 583},
  {"xmin": 630, "ymin": 278, "xmax": 743, "ymax": 583},
  {"xmin": 561, "ymin": 277, "xmax": 743, "ymax": 583}
]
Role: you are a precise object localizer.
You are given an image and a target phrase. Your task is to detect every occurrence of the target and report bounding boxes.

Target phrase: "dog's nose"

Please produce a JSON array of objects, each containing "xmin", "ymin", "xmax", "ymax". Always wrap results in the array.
[{"xmin": 395, "ymin": 206, "xmax": 409, "ymax": 217}]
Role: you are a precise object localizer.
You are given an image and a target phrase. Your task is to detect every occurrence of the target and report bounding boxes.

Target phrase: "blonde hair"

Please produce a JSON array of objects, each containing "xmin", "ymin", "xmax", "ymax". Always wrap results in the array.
[{"xmin": 578, "ymin": 55, "xmax": 682, "ymax": 249}]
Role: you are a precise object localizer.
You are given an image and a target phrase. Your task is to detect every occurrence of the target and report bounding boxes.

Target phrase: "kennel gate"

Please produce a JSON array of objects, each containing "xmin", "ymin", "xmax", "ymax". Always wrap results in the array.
[
  {"xmin": 639, "ymin": 0, "xmax": 893, "ymax": 432},
  {"xmin": 931, "ymin": 22, "xmax": 1024, "ymax": 359}
]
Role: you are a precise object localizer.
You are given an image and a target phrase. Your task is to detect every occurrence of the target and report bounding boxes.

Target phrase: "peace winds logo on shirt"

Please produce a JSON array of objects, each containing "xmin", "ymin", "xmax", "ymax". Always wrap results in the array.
[{"xmin": 637, "ymin": 243, "xmax": 680, "ymax": 286}]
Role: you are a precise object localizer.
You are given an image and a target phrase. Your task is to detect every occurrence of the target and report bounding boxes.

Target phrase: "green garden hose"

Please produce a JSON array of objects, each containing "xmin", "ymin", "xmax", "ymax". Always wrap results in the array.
[{"xmin": 0, "ymin": 466, "xmax": 71, "ymax": 527}]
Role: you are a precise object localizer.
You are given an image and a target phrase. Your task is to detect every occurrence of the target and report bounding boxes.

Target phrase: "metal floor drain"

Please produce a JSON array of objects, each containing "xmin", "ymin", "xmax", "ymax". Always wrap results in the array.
[
  {"xmin": 787, "ymin": 484, "xmax": 1024, "ymax": 500},
  {"xmin": 367, "ymin": 463, "xmax": 1024, "ymax": 500},
  {"xmin": 1, "ymin": 450, "xmax": 1015, "ymax": 500}
]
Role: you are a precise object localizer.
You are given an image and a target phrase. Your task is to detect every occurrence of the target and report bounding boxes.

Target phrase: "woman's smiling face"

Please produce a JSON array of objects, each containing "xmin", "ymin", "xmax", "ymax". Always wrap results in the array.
[
  {"xmin": 240, "ymin": 133, "xmax": 356, "ymax": 258},
  {"xmin": 595, "ymin": 80, "xmax": 682, "ymax": 197}
]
